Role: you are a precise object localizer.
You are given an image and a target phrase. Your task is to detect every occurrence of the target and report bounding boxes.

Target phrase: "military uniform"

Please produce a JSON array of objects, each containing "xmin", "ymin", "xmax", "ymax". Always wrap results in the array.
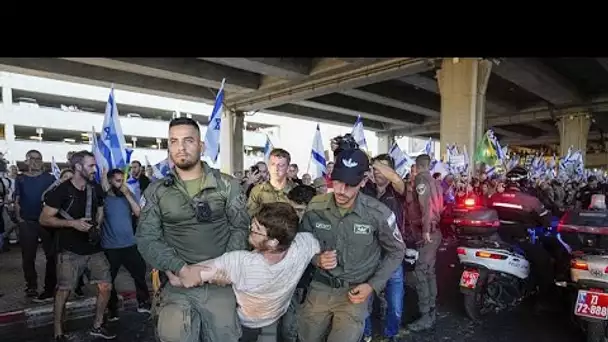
[
  {"xmin": 136, "ymin": 161, "xmax": 250, "ymax": 342},
  {"xmin": 409, "ymin": 169, "xmax": 444, "ymax": 331},
  {"xmin": 297, "ymin": 148, "xmax": 405, "ymax": 342},
  {"xmin": 246, "ymin": 180, "xmax": 296, "ymax": 217}
]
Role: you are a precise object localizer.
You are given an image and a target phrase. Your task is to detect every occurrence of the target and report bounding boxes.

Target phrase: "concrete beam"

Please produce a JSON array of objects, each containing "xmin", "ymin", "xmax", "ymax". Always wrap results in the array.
[
  {"xmin": 229, "ymin": 58, "xmax": 434, "ymax": 111},
  {"xmin": 62, "ymin": 57, "xmax": 260, "ymax": 94},
  {"xmin": 0, "ymin": 58, "xmax": 217, "ymax": 103},
  {"xmin": 297, "ymin": 92, "xmax": 424, "ymax": 125},
  {"xmin": 503, "ymin": 131, "xmax": 602, "ymax": 146},
  {"xmin": 199, "ymin": 58, "xmax": 312, "ymax": 80},
  {"xmin": 263, "ymin": 103, "xmax": 386, "ymax": 131},
  {"xmin": 596, "ymin": 58, "xmax": 608, "ymax": 74},
  {"xmin": 492, "ymin": 58, "xmax": 581, "ymax": 105},
  {"xmin": 397, "ymin": 73, "xmax": 516, "ymax": 114},
  {"xmin": 492, "ymin": 127, "xmax": 528, "ymax": 139},
  {"xmin": 526, "ymin": 121, "xmax": 556, "ymax": 132},
  {"xmin": 339, "ymin": 89, "xmax": 439, "ymax": 118}
]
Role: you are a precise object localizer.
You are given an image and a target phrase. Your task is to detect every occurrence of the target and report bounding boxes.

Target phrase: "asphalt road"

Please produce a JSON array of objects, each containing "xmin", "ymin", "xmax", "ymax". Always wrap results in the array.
[{"xmin": 8, "ymin": 243, "xmax": 587, "ymax": 342}]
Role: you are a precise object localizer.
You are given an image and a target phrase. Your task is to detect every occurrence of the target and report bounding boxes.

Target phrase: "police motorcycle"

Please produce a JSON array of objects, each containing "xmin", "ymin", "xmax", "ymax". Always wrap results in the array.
[
  {"xmin": 450, "ymin": 195, "xmax": 559, "ymax": 321},
  {"xmin": 557, "ymin": 195, "xmax": 608, "ymax": 342}
]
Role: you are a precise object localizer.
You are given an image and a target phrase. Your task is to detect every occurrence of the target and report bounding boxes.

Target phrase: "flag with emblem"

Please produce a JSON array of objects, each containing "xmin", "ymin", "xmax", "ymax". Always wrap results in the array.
[
  {"xmin": 351, "ymin": 115, "xmax": 369, "ymax": 152},
  {"xmin": 100, "ymin": 87, "xmax": 129, "ymax": 171},
  {"xmin": 311, "ymin": 123, "xmax": 327, "ymax": 178},
  {"xmin": 51, "ymin": 156, "xmax": 60, "ymax": 180},
  {"xmin": 474, "ymin": 129, "xmax": 500, "ymax": 169},
  {"xmin": 263, "ymin": 134, "xmax": 273, "ymax": 162},
  {"xmin": 203, "ymin": 78, "xmax": 225, "ymax": 164},
  {"xmin": 389, "ymin": 142, "xmax": 411, "ymax": 177}
]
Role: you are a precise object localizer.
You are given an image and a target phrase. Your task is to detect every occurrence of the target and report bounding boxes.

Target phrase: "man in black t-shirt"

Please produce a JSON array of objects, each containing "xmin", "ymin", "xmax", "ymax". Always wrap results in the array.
[{"xmin": 39, "ymin": 150, "xmax": 115, "ymax": 341}]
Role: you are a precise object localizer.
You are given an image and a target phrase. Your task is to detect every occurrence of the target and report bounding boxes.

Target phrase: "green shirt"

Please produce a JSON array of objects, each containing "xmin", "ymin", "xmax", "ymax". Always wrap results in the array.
[{"xmin": 184, "ymin": 178, "xmax": 203, "ymax": 198}]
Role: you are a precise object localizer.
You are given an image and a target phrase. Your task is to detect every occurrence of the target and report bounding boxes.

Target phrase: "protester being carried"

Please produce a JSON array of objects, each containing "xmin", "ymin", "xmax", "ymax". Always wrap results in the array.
[{"xmin": 166, "ymin": 202, "xmax": 320, "ymax": 342}]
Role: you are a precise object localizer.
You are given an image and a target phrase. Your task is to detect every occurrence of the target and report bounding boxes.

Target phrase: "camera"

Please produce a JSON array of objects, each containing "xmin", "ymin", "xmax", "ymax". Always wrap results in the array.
[
  {"xmin": 87, "ymin": 221, "xmax": 101, "ymax": 245},
  {"xmin": 331, "ymin": 134, "xmax": 359, "ymax": 159}
]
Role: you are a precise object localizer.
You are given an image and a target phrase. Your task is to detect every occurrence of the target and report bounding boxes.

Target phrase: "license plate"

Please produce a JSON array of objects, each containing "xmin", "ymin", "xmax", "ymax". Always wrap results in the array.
[
  {"xmin": 460, "ymin": 270, "xmax": 480, "ymax": 289},
  {"xmin": 575, "ymin": 290, "xmax": 608, "ymax": 320}
]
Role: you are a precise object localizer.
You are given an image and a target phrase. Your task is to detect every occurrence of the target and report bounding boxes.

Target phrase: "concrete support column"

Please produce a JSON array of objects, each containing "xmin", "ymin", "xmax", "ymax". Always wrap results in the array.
[
  {"xmin": 437, "ymin": 58, "xmax": 493, "ymax": 166},
  {"xmin": 219, "ymin": 109, "xmax": 244, "ymax": 175},
  {"xmin": 376, "ymin": 132, "xmax": 394, "ymax": 155},
  {"xmin": 2, "ymin": 84, "xmax": 12, "ymax": 108},
  {"xmin": 558, "ymin": 113, "xmax": 591, "ymax": 161}
]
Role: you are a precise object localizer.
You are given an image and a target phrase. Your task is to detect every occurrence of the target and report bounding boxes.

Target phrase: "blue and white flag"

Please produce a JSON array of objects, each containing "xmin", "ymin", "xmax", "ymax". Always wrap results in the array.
[
  {"xmin": 100, "ymin": 87, "xmax": 128, "ymax": 170},
  {"xmin": 263, "ymin": 135, "xmax": 273, "ymax": 162},
  {"xmin": 91, "ymin": 127, "xmax": 111, "ymax": 182},
  {"xmin": 351, "ymin": 115, "xmax": 368, "ymax": 152},
  {"xmin": 389, "ymin": 142, "xmax": 411, "ymax": 177},
  {"xmin": 51, "ymin": 156, "xmax": 60, "ymax": 180},
  {"xmin": 203, "ymin": 78, "xmax": 226, "ymax": 164},
  {"xmin": 145, "ymin": 156, "xmax": 171, "ymax": 181},
  {"xmin": 311, "ymin": 123, "xmax": 327, "ymax": 178}
]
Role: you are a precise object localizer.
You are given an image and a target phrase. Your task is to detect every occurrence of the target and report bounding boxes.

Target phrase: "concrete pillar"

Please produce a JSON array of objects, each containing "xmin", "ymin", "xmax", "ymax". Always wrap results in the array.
[
  {"xmin": 558, "ymin": 113, "xmax": 591, "ymax": 161},
  {"xmin": 376, "ymin": 132, "xmax": 393, "ymax": 155},
  {"xmin": 219, "ymin": 109, "xmax": 244, "ymax": 175},
  {"xmin": 437, "ymin": 58, "xmax": 493, "ymax": 166}
]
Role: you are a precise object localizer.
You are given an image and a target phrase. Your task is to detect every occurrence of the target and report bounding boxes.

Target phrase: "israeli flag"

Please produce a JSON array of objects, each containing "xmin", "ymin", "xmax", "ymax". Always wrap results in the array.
[
  {"xmin": 263, "ymin": 135, "xmax": 273, "ymax": 162},
  {"xmin": 203, "ymin": 78, "xmax": 226, "ymax": 164},
  {"xmin": 100, "ymin": 87, "xmax": 128, "ymax": 170},
  {"xmin": 311, "ymin": 123, "xmax": 327, "ymax": 178},
  {"xmin": 351, "ymin": 115, "xmax": 368, "ymax": 152},
  {"xmin": 145, "ymin": 156, "xmax": 171, "ymax": 181},
  {"xmin": 91, "ymin": 127, "xmax": 111, "ymax": 182},
  {"xmin": 51, "ymin": 156, "xmax": 60, "ymax": 180},
  {"xmin": 389, "ymin": 142, "xmax": 411, "ymax": 177}
]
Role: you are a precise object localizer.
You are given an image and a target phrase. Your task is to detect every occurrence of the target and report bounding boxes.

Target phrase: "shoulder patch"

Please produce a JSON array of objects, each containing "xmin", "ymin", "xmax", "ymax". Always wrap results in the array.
[
  {"xmin": 309, "ymin": 193, "xmax": 331, "ymax": 204},
  {"xmin": 386, "ymin": 212, "xmax": 397, "ymax": 228},
  {"xmin": 416, "ymin": 183, "xmax": 426, "ymax": 195},
  {"xmin": 392, "ymin": 226, "xmax": 404, "ymax": 243}
]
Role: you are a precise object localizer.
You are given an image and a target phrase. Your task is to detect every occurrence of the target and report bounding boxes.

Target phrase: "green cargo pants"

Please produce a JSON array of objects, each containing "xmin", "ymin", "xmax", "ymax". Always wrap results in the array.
[
  {"xmin": 298, "ymin": 281, "xmax": 368, "ymax": 342},
  {"xmin": 156, "ymin": 283, "xmax": 240, "ymax": 342}
]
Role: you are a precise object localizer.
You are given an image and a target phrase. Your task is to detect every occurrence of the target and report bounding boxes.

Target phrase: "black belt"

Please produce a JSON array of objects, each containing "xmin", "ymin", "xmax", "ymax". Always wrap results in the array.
[{"xmin": 312, "ymin": 271, "xmax": 350, "ymax": 289}]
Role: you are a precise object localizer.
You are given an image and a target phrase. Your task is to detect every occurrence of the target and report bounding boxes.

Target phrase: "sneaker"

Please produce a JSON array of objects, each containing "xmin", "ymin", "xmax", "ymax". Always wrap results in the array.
[
  {"xmin": 137, "ymin": 301, "xmax": 151, "ymax": 314},
  {"xmin": 74, "ymin": 287, "xmax": 85, "ymax": 298},
  {"xmin": 25, "ymin": 287, "xmax": 38, "ymax": 298},
  {"xmin": 107, "ymin": 309, "xmax": 119, "ymax": 322},
  {"xmin": 89, "ymin": 325, "xmax": 116, "ymax": 339},
  {"xmin": 54, "ymin": 335, "xmax": 68, "ymax": 342},
  {"xmin": 32, "ymin": 291, "xmax": 54, "ymax": 303}
]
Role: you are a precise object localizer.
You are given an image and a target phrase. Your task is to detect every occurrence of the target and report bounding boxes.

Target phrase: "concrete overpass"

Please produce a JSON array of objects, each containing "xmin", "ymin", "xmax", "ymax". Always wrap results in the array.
[{"xmin": 1, "ymin": 57, "xmax": 607, "ymax": 171}]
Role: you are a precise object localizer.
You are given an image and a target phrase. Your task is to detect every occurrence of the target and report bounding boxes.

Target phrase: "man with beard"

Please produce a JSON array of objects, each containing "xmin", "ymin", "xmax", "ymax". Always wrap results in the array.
[
  {"xmin": 14, "ymin": 150, "xmax": 56, "ymax": 301},
  {"xmin": 39, "ymin": 150, "xmax": 113, "ymax": 341},
  {"xmin": 136, "ymin": 117, "xmax": 250, "ymax": 342},
  {"xmin": 99, "ymin": 169, "xmax": 150, "ymax": 320},
  {"xmin": 298, "ymin": 149, "xmax": 405, "ymax": 342}
]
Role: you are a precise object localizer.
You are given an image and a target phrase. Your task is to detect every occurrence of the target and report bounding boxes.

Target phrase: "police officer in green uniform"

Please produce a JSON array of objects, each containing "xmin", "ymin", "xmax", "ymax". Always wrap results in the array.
[
  {"xmin": 136, "ymin": 118, "xmax": 250, "ymax": 342},
  {"xmin": 407, "ymin": 154, "xmax": 444, "ymax": 332},
  {"xmin": 298, "ymin": 149, "xmax": 406, "ymax": 342}
]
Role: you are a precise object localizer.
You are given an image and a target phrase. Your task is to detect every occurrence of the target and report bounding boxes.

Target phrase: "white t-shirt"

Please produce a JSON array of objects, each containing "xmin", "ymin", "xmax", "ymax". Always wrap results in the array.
[{"xmin": 206, "ymin": 232, "xmax": 320, "ymax": 328}]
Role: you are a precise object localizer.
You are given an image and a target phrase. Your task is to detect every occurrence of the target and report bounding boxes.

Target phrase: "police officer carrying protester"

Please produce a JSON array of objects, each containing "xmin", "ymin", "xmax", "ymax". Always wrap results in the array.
[
  {"xmin": 298, "ymin": 148, "xmax": 406, "ymax": 342},
  {"xmin": 136, "ymin": 117, "xmax": 250, "ymax": 342},
  {"xmin": 408, "ymin": 154, "xmax": 444, "ymax": 332}
]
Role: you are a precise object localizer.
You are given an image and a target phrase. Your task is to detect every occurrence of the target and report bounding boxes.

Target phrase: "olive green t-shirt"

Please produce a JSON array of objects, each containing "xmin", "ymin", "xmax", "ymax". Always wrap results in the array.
[{"xmin": 184, "ymin": 178, "xmax": 203, "ymax": 198}]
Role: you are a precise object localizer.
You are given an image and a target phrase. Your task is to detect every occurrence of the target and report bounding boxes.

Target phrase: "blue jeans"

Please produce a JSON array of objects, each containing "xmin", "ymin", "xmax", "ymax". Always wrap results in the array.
[{"xmin": 363, "ymin": 264, "xmax": 404, "ymax": 338}]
